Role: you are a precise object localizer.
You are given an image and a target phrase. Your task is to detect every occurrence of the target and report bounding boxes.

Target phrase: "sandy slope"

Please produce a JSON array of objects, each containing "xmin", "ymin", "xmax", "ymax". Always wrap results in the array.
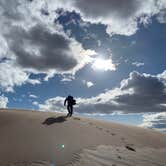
[{"xmin": 0, "ymin": 109, "xmax": 166, "ymax": 166}]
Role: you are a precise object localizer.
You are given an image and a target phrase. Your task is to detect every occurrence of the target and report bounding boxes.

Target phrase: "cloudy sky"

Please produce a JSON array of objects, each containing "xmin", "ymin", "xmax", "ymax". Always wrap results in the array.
[{"xmin": 0, "ymin": 0, "xmax": 166, "ymax": 132}]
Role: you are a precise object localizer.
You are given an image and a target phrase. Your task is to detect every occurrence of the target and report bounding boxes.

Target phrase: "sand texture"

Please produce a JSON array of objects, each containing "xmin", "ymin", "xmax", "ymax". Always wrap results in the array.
[{"xmin": 0, "ymin": 109, "xmax": 166, "ymax": 166}]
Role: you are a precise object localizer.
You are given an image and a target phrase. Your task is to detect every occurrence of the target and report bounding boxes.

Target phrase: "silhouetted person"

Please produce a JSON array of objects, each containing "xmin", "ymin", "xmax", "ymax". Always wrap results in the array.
[{"xmin": 64, "ymin": 95, "xmax": 76, "ymax": 117}]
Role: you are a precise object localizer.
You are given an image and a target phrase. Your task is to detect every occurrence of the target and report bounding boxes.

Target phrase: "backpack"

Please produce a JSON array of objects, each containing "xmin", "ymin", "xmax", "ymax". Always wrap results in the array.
[{"xmin": 72, "ymin": 99, "xmax": 76, "ymax": 105}]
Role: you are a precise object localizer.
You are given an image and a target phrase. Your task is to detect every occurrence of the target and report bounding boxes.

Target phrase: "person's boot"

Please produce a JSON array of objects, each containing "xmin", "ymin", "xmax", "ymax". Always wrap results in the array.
[{"xmin": 66, "ymin": 113, "xmax": 70, "ymax": 117}]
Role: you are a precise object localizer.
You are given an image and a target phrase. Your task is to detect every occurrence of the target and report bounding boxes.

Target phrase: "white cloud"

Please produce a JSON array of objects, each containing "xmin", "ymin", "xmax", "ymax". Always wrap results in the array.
[
  {"xmin": 132, "ymin": 62, "xmax": 145, "ymax": 67},
  {"xmin": 1, "ymin": 0, "xmax": 164, "ymax": 38},
  {"xmin": 38, "ymin": 97, "xmax": 65, "ymax": 112},
  {"xmin": 37, "ymin": 70, "xmax": 166, "ymax": 115},
  {"xmin": 0, "ymin": 0, "xmax": 98, "ymax": 91},
  {"xmin": 68, "ymin": 0, "xmax": 166, "ymax": 36},
  {"xmin": 61, "ymin": 74, "xmax": 75, "ymax": 82},
  {"xmin": 61, "ymin": 77, "xmax": 73, "ymax": 82},
  {"xmin": 86, "ymin": 81, "xmax": 94, "ymax": 88},
  {"xmin": 0, "ymin": 95, "xmax": 8, "ymax": 108},
  {"xmin": 97, "ymin": 40, "xmax": 101, "ymax": 47},
  {"xmin": 27, "ymin": 79, "xmax": 41, "ymax": 85},
  {"xmin": 91, "ymin": 58, "xmax": 116, "ymax": 71},
  {"xmin": 156, "ymin": 10, "xmax": 166, "ymax": 23},
  {"xmin": 32, "ymin": 101, "xmax": 39, "ymax": 106},
  {"xmin": 29, "ymin": 94, "xmax": 38, "ymax": 99},
  {"xmin": 0, "ymin": 61, "xmax": 40, "ymax": 92},
  {"xmin": 0, "ymin": 0, "xmax": 165, "ymax": 92},
  {"xmin": 4, "ymin": 23, "xmax": 96, "ymax": 75},
  {"xmin": 52, "ymin": 0, "xmax": 166, "ymax": 36},
  {"xmin": 43, "ymin": 70, "xmax": 55, "ymax": 81},
  {"xmin": 158, "ymin": 70, "xmax": 166, "ymax": 79},
  {"xmin": 141, "ymin": 112, "xmax": 166, "ymax": 132},
  {"xmin": 83, "ymin": 80, "xmax": 94, "ymax": 88},
  {"xmin": 157, "ymin": 70, "xmax": 166, "ymax": 85},
  {"xmin": 2, "ymin": 0, "xmax": 164, "ymax": 40}
]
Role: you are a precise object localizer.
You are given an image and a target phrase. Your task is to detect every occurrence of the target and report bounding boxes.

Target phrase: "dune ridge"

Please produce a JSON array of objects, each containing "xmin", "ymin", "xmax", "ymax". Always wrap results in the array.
[{"xmin": 0, "ymin": 109, "xmax": 166, "ymax": 166}]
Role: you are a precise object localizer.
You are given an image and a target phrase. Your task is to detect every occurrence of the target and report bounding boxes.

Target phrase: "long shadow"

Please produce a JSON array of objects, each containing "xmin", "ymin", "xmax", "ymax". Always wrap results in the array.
[{"xmin": 42, "ymin": 116, "xmax": 67, "ymax": 125}]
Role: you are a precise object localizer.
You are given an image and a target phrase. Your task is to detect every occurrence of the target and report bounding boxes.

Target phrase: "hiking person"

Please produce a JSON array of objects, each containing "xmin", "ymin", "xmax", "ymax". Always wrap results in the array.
[{"xmin": 64, "ymin": 95, "xmax": 76, "ymax": 117}]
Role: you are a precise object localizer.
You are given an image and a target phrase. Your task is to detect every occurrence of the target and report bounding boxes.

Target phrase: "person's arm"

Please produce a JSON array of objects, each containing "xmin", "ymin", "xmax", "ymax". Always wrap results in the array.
[{"xmin": 64, "ymin": 98, "xmax": 67, "ymax": 106}]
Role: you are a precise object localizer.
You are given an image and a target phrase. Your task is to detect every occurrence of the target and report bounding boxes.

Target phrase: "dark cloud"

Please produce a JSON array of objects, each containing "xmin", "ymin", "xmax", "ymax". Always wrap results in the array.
[
  {"xmin": 71, "ymin": 0, "xmax": 164, "ymax": 35},
  {"xmin": 39, "ymin": 71, "xmax": 166, "ymax": 114},
  {"xmin": 75, "ymin": 102, "xmax": 118, "ymax": 114},
  {"xmin": 115, "ymin": 71, "xmax": 166, "ymax": 113},
  {"xmin": 0, "ymin": 0, "xmax": 23, "ymax": 21},
  {"xmin": 41, "ymin": 8, "xmax": 49, "ymax": 16},
  {"xmin": 76, "ymin": 71, "xmax": 166, "ymax": 114},
  {"xmin": 121, "ymin": 72, "xmax": 165, "ymax": 95},
  {"xmin": 142, "ymin": 112, "xmax": 166, "ymax": 132},
  {"xmin": 74, "ymin": 0, "xmax": 140, "ymax": 19},
  {"xmin": 4, "ymin": 24, "xmax": 78, "ymax": 71}
]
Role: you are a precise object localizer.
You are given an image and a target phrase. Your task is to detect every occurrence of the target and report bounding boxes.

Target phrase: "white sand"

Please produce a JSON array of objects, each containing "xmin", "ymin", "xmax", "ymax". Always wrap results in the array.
[{"xmin": 0, "ymin": 109, "xmax": 166, "ymax": 166}]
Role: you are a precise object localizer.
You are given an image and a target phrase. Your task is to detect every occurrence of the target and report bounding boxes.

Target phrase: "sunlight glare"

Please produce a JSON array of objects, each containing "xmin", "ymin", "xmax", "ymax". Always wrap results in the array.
[{"xmin": 91, "ymin": 58, "xmax": 116, "ymax": 71}]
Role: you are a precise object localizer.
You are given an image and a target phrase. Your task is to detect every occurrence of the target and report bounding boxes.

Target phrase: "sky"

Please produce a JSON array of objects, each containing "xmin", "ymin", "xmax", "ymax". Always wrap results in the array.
[{"xmin": 0, "ymin": 0, "xmax": 166, "ymax": 132}]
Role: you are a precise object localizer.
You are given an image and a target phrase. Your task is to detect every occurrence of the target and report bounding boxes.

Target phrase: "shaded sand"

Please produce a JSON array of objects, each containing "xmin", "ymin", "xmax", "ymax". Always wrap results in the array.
[{"xmin": 0, "ymin": 109, "xmax": 166, "ymax": 166}]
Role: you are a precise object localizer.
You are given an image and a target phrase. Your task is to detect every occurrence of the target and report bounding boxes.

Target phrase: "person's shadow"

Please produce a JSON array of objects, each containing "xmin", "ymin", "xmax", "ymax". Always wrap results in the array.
[{"xmin": 42, "ymin": 116, "xmax": 67, "ymax": 125}]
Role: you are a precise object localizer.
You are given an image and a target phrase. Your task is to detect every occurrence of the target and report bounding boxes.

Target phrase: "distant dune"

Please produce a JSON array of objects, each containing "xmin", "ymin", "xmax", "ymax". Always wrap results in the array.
[{"xmin": 0, "ymin": 109, "xmax": 166, "ymax": 166}]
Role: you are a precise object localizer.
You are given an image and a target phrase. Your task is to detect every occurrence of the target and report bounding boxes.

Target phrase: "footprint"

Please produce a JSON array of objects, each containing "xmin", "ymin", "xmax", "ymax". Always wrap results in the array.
[
  {"xmin": 96, "ymin": 126, "xmax": 99, "ymax": 129},
  {"xmin": 117, "ymin": 155, "xmax": 122, "ymax": 159},
  {"xmin": 94, "ymin": 125, "xmax": 104, "ymax": 131},
  {"xmin": 88, "ymin": 122, "xmax": 93, "ymax": 125},
  {"xmin": 106, "ymin": 129, "xmax": 110, "ymax": 133},
  {"xmin": 125, "ymin": 145, "xmax": 136, "ymax": 152},
  {"xmin": 121, "ymin": 137, "xmax": 125, "ymax": 141},
  {"xmin": 111, "ymin": 133, "xmax": 116, "ymax": 136}
]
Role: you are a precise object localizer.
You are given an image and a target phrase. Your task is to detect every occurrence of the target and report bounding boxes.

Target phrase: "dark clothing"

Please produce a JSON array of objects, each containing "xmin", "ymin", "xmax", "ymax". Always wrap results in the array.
[
  {"xmin": 67, "ymin": 104, "xmax": 73, "ymax": 117},
  {"xmin": 64, "ymin": 95, "xmax": 74, "ymax": 117},
  {"xmin": 64, "ymin": 96, "xmax": 73, "ymax": 106}
]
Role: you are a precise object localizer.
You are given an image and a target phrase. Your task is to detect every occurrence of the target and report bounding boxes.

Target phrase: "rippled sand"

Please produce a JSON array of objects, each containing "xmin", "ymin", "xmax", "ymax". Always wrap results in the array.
[{"xmin": 0, "ymin": 109, "xmax": 166, "ymax": 166}]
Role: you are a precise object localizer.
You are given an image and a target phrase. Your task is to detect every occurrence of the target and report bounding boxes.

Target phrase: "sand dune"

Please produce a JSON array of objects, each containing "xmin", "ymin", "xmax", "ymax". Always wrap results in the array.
[
  {"xmin": 67, "ymin": 145, "xmax": 166, "ymax": 166},
  {"xmin": 0, "ymin": 109, "xmax": 166, "ymax": 166}
]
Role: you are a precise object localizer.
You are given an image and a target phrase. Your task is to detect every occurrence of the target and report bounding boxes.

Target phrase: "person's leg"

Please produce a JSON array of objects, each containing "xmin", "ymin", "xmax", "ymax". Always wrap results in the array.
[
  {"xmin": 70, "ymin": 105, "xmax": 73, "ymax": 117},
  {"xmin": 67, "ymin": 105, "xmax": 70, "ymax": 117}
]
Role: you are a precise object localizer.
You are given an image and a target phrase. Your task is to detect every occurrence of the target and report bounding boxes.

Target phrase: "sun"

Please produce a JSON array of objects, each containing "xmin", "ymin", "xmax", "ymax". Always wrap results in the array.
[{"xmin": 91, "ymin": 58, "xmax": 116, "ymax": 71}]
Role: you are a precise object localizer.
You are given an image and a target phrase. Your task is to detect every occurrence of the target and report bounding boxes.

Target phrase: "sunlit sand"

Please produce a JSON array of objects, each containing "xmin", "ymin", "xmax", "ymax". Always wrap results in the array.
[{"xmin": 0, "ymin": 109, "xmax": 166, "ymax": 166}]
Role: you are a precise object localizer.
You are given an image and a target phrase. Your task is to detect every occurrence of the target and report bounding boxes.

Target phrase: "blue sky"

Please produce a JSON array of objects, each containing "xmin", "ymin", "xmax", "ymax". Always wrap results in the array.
[{"xmin": 0, "ymin": 0, "xmax": 166, "ymax": 131}]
